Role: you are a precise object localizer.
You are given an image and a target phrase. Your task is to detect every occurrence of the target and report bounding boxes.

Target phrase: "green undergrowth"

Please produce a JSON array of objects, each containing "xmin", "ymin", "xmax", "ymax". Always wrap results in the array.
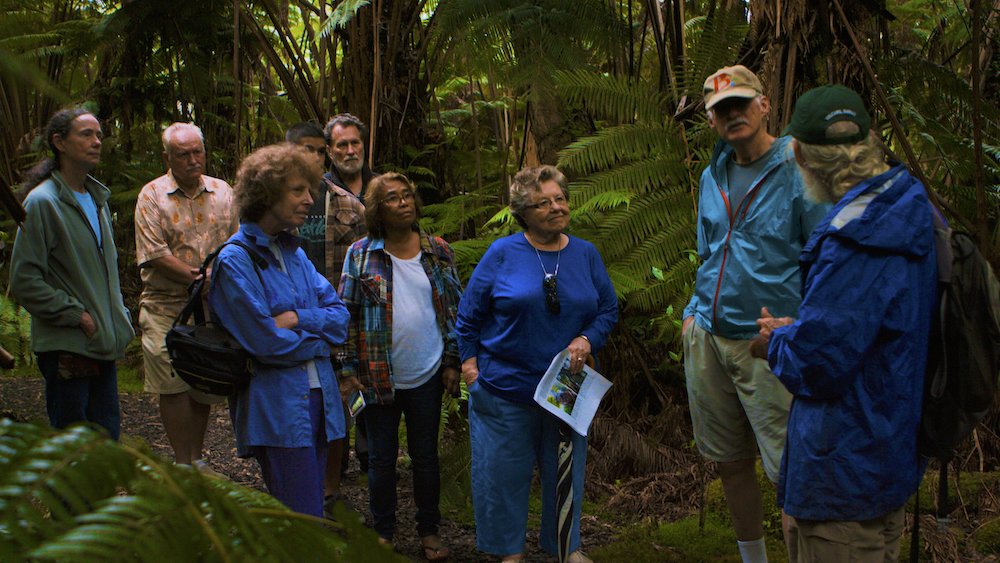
[
  {"xmin": 0, "ymin": 294, "xmax": 31, "ymax": 377},
  {"xmin": 592, "ymin": 461, "xmax": 786, "ymax": 562},
  {"xmin": 589, "ymin": 462, "xmax": 1000, "ymax": 563},
  {"xmin": 590, "ymin": 512, "xmax": 788, "ymax": 563}
]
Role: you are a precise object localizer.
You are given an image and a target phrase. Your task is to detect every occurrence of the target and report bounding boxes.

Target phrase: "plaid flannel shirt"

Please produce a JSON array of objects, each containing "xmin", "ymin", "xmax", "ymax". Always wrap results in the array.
[
  {"xmin": 323, "ymin": 177, "xmax": 367, "ymax": 286},
  {"xmin": 340, "ymin": 230, "xmax": 463, "ymax": 404}
]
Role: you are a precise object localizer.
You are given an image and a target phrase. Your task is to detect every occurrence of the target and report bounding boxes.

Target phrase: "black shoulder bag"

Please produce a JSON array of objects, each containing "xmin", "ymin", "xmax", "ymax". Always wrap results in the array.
[{"xmin": 165, "ymin": 241, "xmax": 268, "ymax": 396}]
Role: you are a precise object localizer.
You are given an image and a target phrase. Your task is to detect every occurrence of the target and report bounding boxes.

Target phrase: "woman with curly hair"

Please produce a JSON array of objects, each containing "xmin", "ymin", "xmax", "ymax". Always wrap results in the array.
[{"xmin": 209, "ymin": 143, "xmax": 349, "ymax": 517}]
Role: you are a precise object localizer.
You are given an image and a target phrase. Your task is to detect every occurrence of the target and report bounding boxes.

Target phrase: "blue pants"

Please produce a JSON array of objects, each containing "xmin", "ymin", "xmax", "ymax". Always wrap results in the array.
[
  {"xmin": 255, "ymin": 389, "xmax": 329, "ymax": 518},
  {"xmin": 468, "ymin": 381, "xmax": 587, "ymax": 556},
  {"xmin": 36, "ymin": 351, "xmax": 120, "ymax": 441},
  {"xmin": 363, "ymin": 372, "xmax": 443, "ymax": 540}
]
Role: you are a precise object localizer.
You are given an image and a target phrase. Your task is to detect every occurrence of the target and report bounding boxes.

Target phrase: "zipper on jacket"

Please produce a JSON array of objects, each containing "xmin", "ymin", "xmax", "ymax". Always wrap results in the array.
[
  {"xmin": 73, "ymin": 194, "xmax": 120, "ymax": 356},
  {"xmin": 709, "ymin": 177, "xmax": 766, "ymax": 333}
]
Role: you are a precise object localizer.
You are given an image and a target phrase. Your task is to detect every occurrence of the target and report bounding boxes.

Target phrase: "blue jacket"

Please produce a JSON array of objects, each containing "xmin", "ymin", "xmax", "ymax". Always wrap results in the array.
[
  {"xmin": 684, "ymin": 137, "xmax": 829, "ymax": 339},
  {"xmin": 209, "ymin": 223, "xmax": 349, "ymax": 457},
  {"xmin": 768, "ymin": 165, "xmax": 937, "ymax": 521}
]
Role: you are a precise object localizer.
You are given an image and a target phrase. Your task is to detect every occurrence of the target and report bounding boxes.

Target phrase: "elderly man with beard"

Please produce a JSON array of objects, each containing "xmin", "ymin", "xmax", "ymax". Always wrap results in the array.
[
  {"xmin": 751, "ymin": 85, "xmax": 936, "ymax": 563},
  {"xmin": 135, "ymin": 122, "xmax": 238, "ymax": 475},
  {"xmin": 682, "ymin": 65, "xmax": 829, "ymax": 563}
]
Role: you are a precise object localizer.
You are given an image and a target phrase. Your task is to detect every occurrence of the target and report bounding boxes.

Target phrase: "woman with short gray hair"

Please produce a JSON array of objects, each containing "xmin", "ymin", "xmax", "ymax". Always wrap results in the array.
[{"xmin": 456, "ymin": 165, "xmax": 618, "ymax": 563}]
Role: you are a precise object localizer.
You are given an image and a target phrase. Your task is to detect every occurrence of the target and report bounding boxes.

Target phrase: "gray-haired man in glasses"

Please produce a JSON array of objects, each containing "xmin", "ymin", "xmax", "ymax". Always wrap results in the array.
[{"xmin": 681, "ymin": 65, "xmax": 829, "ymax": 563}]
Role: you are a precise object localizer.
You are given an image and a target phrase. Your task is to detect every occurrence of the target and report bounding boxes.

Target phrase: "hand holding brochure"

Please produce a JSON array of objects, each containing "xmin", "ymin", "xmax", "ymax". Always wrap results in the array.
[{"xmin": 533, "ymin": 349, "xmax": 612, "ymax": 436}]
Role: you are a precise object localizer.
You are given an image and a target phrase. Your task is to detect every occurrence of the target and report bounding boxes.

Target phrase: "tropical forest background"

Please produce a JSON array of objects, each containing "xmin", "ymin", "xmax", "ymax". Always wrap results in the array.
[{"xmin": 1, "ymin": 0, "xmax": 1000, "ymax": 560}]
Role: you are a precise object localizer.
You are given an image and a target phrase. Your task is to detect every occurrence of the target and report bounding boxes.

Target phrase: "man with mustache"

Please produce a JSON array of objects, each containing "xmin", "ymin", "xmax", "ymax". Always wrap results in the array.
[
  {"xmin": 681, "ymin": 66, "xmax": 828, "ymax": 563},
  {"xmin": 284, "ymin": 120, "xmax": 368, "ymax": 519},
  {"xmin": 135, "ymin": 122, "xmax": 238, "ymax": 476},
  {"xmin": 322, "ymin": 113, "xmax": 379, "ymax": 515}
]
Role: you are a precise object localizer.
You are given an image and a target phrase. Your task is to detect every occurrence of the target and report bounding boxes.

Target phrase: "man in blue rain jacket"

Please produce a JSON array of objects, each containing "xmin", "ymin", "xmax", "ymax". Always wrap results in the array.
[{"xmin": 754, "ymin": 85, "xmax": 937, "ymax": 563}]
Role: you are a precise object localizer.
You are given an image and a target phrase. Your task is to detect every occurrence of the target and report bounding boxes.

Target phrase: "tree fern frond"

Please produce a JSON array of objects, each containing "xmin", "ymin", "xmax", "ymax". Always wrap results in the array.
[
  {"xmin": 0, "ymin": 420, "xmax": 408, "ymax": 563},
  {"xmin": 559, "ymin": 123, "xmax": 684, "ymax": 175},
  {"xmin": 554, "ymin": 69, "xmax": 673, "ymax": 124},
  {"xmin": 675, "ymin": 7, "xmax": 749, "ymax": 100}
]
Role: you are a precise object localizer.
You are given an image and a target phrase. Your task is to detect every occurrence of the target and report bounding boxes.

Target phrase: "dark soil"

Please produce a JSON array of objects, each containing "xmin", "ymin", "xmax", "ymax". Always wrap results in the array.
[{"xmin": 0, "ymin": 376, "xmax": 618, "ymax": 562}]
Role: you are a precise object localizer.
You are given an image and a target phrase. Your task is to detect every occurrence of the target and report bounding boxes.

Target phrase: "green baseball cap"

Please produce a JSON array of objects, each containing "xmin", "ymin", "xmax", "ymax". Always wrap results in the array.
[{"xmin": 784, "ymin": 84, "xmax": 871, "ymax": 145}]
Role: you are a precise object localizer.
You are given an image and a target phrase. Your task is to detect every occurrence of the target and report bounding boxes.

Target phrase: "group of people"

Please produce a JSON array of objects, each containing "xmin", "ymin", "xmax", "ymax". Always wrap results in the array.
[
  {"xmin": 8, "ymin": 59, "xmax": 939, "ymax": 563},
  {"xmin": 686, "ymin": 65, "xmax": 936, "ymax": 563},
  {"xmin": 11, "ymin": 108, "xmax": 618, "ymax": 563}
]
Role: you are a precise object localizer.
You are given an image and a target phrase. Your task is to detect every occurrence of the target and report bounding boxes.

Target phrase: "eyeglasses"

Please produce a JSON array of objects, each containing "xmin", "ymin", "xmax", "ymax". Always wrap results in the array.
[
  {"xmin": 543, "ymin": 273, "xmax": 560, "ymax": 315},
  {"xmin": 382, "ymin": 191, "xmax": 415, "ymax": 206},
  {"xmin": 526, "ymin": 195, "xmax": 567, "ymax": 212}
]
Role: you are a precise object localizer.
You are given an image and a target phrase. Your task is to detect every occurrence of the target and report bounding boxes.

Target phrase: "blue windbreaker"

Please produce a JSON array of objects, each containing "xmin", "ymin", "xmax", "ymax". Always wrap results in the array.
[
  {"xmin": 209, "ymin": 223, "xmax": 350, "ymax": 457},
  {"xmin": 768, "ymin": 164, "xmax": 937, "ymax": 521},
  {"xmin": 684, "ymin": 137, "xmax": 830, "ymax": 339}
]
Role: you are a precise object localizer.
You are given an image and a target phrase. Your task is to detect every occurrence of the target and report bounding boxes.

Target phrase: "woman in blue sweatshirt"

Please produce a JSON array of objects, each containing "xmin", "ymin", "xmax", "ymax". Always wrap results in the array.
[{"xmin": 456, "ymin": 165, "xmax": 618, "ymax": 563}]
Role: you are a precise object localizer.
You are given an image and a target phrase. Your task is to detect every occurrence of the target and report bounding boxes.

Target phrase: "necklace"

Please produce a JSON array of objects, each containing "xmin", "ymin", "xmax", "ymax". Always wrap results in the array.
[
  {"xmin": 528, "ymin": 233, "xmax": 562, "ymax": 315},
  {"xmin": 527, "ymin": 232, "xmax": 561, "ymax": 277},
  {"xmin": 533, "ymin": 245, "xmax": 560, "ymax": 278}
]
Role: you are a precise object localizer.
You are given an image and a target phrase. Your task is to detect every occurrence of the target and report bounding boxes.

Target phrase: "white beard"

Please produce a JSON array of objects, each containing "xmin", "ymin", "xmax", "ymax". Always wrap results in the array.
[{"xmin": 799, "ymin": 165, "xmax": 841, "ymax": 205}]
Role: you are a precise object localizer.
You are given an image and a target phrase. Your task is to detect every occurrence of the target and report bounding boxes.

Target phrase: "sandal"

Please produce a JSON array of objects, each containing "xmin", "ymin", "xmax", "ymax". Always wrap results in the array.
[
  {"xmin": 500, "ymin": 555, "xmax": 524, "ymax": 562},
  {"xmin": 420, "ymin": 535, "xmax": 450, "ymax": 561}
]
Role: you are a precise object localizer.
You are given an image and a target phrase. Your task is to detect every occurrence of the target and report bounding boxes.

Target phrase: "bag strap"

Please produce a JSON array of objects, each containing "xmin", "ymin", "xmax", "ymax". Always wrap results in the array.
[{"xmin": 173, "ymin": 240, "xmax": 269, "ymax": 328}]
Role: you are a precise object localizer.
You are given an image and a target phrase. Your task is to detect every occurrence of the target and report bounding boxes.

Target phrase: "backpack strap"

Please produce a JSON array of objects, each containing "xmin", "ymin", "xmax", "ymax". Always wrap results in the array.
[{"xmin": 173, "ymin": 240, "xmax": 269, "ymax": 328}]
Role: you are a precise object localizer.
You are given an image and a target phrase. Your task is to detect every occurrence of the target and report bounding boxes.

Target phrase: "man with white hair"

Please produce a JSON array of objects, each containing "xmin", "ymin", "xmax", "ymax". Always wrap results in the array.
[
  {"xmin": 753, "ymin": 85, "xmax": 936, "ymax": 562},
  {"xmin": 682, "ymin": 65, "xmax": 829, "ymax": 563},
  {"xmin": 135, "ymin": 122, "xmax": 238, "ymax": 475}
]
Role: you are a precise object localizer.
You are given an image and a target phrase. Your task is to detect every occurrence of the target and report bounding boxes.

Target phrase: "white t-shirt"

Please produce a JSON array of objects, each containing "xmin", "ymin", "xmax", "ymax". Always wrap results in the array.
[{"xmin": 388, "ymin": 252, "xmax": 443, "ymax": 389}]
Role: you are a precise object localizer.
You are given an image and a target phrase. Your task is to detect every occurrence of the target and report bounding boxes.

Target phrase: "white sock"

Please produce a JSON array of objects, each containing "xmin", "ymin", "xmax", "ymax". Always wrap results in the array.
[{"xmin": 737, "ymin": 538, "xmax": 767, "ymax": 563}]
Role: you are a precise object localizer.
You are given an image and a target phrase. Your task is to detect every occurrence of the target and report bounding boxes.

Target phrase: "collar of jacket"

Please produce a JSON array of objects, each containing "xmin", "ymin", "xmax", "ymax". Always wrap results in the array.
[
  {"xmin": 708, "ymin": 135, "xmax": 793, "ymax": 187},
  {"xmin": 366, "ymin": 228, "xmax": 450, "ymax": 261},
  {"xmin": 52, "ymin": 170, "xmax": 111, "ymax": 208},
  {"xmin": 239, "ymin": 221, "xmax": 303, "ymax": 253}
]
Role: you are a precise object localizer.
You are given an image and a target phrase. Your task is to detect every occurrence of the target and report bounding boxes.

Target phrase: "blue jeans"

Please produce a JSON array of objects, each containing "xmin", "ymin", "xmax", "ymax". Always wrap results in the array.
[
  {"xmin": 363, "ymin": 372, "xmax": 443, "ymax": 540},
  {"xmin": 255, "ymin": 389, "xmax": 329, "ymax": 518},
  {"xmin": 36, "ymin": 351, "xmax": 120, "ymax": 441},
  {"xmin": 468, "ymin": 380, "xmax": 587, "ymax": 556}
]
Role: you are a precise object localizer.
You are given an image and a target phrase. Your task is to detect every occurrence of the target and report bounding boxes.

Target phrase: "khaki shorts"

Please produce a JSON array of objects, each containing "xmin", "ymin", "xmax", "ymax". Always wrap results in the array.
[
  {"xmin": 139, "ymin": 306, "xmax": 226, "ymax": 405},
  {"xmin": 787, "ymin": 507, "xmax": 905, "ymax": 563},
  {"xmin": 683, "ymin": 322, "xmax": 792, "ymax": 482}
]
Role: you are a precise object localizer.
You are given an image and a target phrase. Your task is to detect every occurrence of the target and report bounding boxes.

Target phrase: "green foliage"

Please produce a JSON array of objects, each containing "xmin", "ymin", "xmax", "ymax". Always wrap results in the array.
[
  {"xmin": 0, "ymin": 419, "xmax": 407, "ymax": 562},
  {"xmin": 554, "ymin": 71, "xmax": 705, "ymax": 343},
  {"xmin": 0, "ymin": 295, "xmax": 31, "ymax": 369},
  {"xmin": 590, "ymin": 513, "xmax": 788, "ymax": 563},
  {"xmin": 318, "ymin": 0, "xmax": 371, "ymax": 38},
  {"xmin": 974, "ymin": 517, "xmax": 1000, "ymax": 557},
  {"xmin": 703, "ymin": 461, "xmax": 783, "ymax": 539},
  {"xmin": 434, "ymin": 0, "xmax": 630, "ymax": 93}
]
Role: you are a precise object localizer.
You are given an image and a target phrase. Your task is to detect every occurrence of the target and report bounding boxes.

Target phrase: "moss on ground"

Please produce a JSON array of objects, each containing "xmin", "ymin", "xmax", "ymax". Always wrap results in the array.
[
  {"xmin": 589, "ymin": 513, "xmax": 788, "ymax": 563},
  {"xmin": 906, "ymin": 469, "xmax": 1000, "ymax": 514},
  {"xmin": 592, "ymin": 461, "xmax": 786, "ymax": 562},
  {"xmin": 974, "ymin": 517, "xmax": 1000, "ymax": 556}
]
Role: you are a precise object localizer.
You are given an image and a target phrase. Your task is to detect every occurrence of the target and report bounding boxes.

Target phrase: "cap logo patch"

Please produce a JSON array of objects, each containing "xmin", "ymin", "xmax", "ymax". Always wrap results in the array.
[
  {"xmin": 825, "ymin": 109, "xmax": 857, "ymax": 121},
  {"xmin": 713, "ymin": 74, "xmax": 733, "ymax": 92}
]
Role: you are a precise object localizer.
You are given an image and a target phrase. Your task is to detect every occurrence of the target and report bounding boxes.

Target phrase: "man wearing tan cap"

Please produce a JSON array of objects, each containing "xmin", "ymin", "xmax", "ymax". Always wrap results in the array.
[{"xmin": 681, "ymin": 66, "xmax": 829, "ymax": 563}]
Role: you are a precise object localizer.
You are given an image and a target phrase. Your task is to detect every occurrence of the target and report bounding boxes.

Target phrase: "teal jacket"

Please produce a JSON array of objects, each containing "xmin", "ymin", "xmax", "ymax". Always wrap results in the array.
[
  {"xmin": 683, "ymin": 137, "xmax": 829, "ymax": 339},
  {"xmin": 11, "ymin": 171, "xmax": 134, "ymax": 360}
]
